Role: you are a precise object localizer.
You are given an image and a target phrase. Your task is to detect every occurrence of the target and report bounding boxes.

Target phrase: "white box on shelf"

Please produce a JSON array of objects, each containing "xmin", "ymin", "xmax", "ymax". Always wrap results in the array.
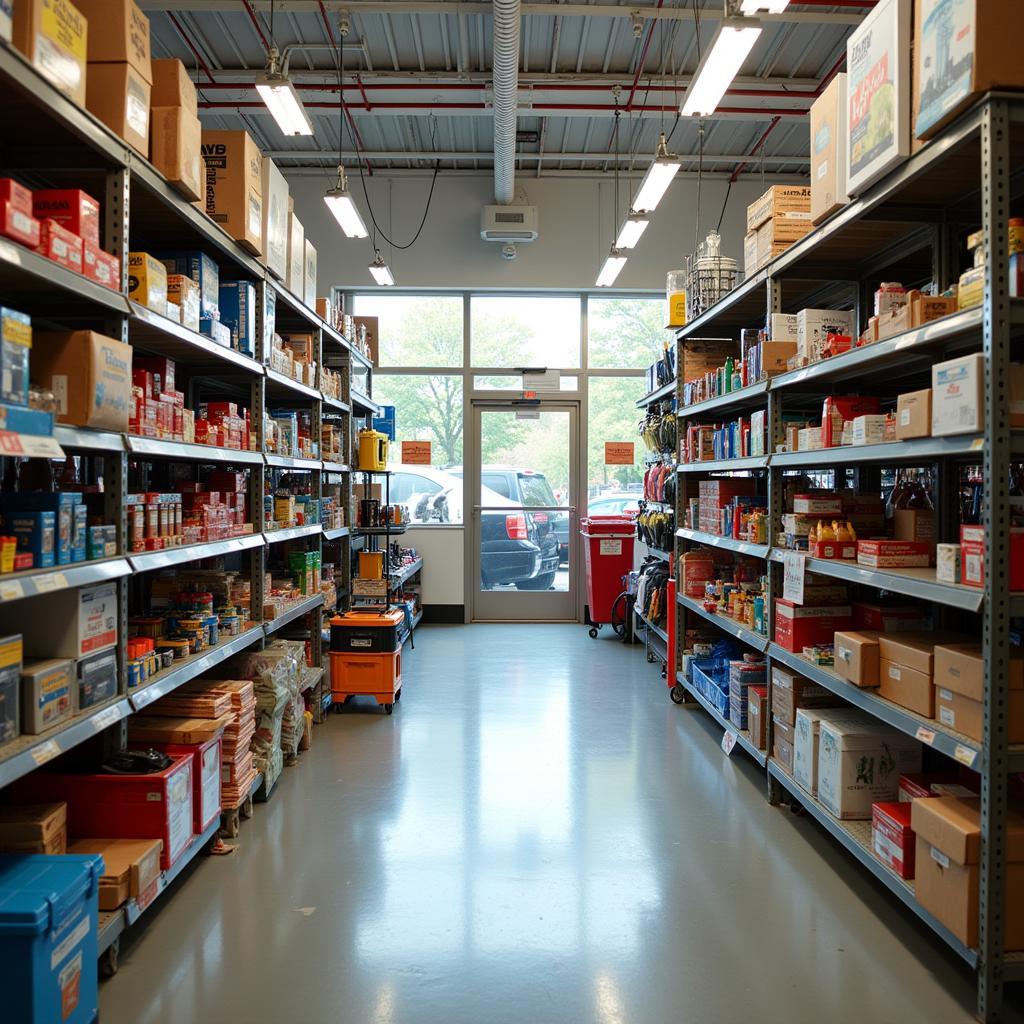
[
  {"xmin": 260, "ymin": 157, "xmax": 289, "ymax": 280},
  {"xmin": 931, "ymin": 353, "xmax": 984, "ymax": 436}
]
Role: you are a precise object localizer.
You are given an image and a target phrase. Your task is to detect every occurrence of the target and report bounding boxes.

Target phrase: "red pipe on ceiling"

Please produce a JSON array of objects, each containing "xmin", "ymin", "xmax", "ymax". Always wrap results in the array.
[
  {"xmin": 167, "ymin": 13, "xmax": 216, "ymax": 84},
  {"xmin": 625, "ymin": 0, "xmax": 666, "ymax": 112},
  {"xmin": 240, "ymin": 0, "xmax": 270, "ymax": 52}
]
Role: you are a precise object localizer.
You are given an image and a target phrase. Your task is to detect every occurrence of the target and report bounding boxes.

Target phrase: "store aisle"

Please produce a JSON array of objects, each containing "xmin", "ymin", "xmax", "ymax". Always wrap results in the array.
[{"xmin": 101, "ymin": 625, "xmax": 1007, "ymax": 1024}]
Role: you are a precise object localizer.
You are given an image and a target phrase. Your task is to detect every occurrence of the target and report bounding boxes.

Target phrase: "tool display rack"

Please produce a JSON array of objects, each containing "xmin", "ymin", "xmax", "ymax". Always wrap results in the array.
[
  {"xmin": 0, "ymin": 39, "xmax": 373, "ymax": 943},
  {"xmin": 668, "ymin": 93, "xmax": 1024, "ymax": 1021}
]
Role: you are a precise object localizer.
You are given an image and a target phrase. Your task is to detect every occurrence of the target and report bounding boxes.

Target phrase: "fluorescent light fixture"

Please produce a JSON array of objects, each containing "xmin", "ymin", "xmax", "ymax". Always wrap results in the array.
[
  {"xmin": 632, "ymin": 133, "xmax": 680, "ymax": 213},
  {"xmin": 324, "ymin": 167, "xmax": 369, "ymax": 238},
  {"xmin": 369, "ymin": 250, "xmax": 395, "ymax": 286},
  {"xmin": 596, "ymin": 248, "xmax": 627, "ymax": 287},
  {"xmin": 256, "ymin": 48, "xmax": 314, "ymax": 136},
  {"xmin": 740, "ymin": 0, "xmax": 789, "ymax": 12},
  {"xmin": 615, "ymin": 213, "xmax": 649, "ymax": 250},
  {"xmin": 681, "ymin": 17, "xmax": 762, "ymax": 118}
]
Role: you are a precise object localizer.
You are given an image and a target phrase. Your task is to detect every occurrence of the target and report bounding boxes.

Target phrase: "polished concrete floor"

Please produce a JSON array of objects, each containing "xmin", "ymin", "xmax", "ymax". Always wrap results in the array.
[{"xmin": 102, "ymin": 624, "xmax": 1021, "ymax": 1024}]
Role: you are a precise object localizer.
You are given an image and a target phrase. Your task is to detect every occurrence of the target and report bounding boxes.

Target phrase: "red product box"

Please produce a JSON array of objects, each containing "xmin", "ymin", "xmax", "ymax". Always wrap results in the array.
[
  {"xmin": 133, "ymin": 356, "xmax": 176, "ymax": 395},
  {"xmin": 823, "ymin": 332, "xmax": 853, "ymax": 358},
  {"xmin": 954, "ymin": 526, "xmax": 1023, "ymax": 589},
  {"xmin": 132, "ymin": 369, "xmax": 154, "ymax": 398},
  {"xmin": 0, "ymin": 178, "xmax": 33, "ymax": 215},
  {"xmin": 856, "ymin": 540, "xmax": 931, "ymax": 569},
  {"xmin": 809, "ymin": 539, "xmax": 856, "ymax": 560},
  {"xmin": 773, "ymin": 599, "xmax": 853, "ymax": 653},
  {"xmin": 872, "ymin": 801, "xmax": 915, "ymax": 879},
  {"xmin": 32, "ymin": 189, "xmax": 101, "ymax": 246},
  {"xmin": 149, "ymin": 736, "xmax": 223, "ymax": 834},
  {"xmin": 15, "ymin": 754, "xmax": 195, "ymax": 870},
  {"xmin": 163, "ymin": 390, "xmax": 185, "ymax": 408},
  {"xmin": 1, "ymin": 201, "xmax": 41, "ymax": 248},
  {"xmin": 36, "ymin": 219, "xmax": 83, "ymax": 273},
  {"xmin": 183, "ymin": 492, "xmax": 223, "ymax": 507},
  {"xmin": 821, "ymin": 396, "xmax": 881, "ymax": 447},
  {"xmin": 205, "ymin": 401, "xmax": 238, "ymax": 420},
  {"xmin": 81, "ymin": 239, "xmax": 120, "ymax": 290},
  {"xmin": 898, "ymin": 773, "xmax": 977, "ymax": 802},
  {"xmin": 853, "ymin": 601, "xmax": 929, "ymax": 632},
  {"xmin": 793, "ymin": 493, "xmax": 843, "ymax": 516},
  {"xmin": 173, "ymin": 405, "xmax": 184, "ymax": 439},
  {"xmin": 209, "ymin": 471, "xmax": 247, "ymax": 492}
]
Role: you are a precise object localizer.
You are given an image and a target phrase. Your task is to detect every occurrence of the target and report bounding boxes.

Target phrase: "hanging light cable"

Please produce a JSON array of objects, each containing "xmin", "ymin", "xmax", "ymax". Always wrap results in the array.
[
  {"xmin": 323, "ymin": 29, "xmax": 368, "ymax": 237},
  {"xmin": 255, "ymin": 3, "xmax": 313, "ymax": 136},
  {"xmin": 597, "ymin": 102, "xmax": 627, "ymax": 287}
]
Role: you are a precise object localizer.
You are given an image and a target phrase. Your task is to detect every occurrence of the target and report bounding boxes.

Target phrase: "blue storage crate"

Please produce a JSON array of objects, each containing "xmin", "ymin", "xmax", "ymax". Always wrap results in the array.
[
  {"xmin": 691, "ymin": 662, "xmax": 730, "ymax": 716},
  {"xmin": 0, "ymin": 853, "xmax": 104, "ymax": 1024}
]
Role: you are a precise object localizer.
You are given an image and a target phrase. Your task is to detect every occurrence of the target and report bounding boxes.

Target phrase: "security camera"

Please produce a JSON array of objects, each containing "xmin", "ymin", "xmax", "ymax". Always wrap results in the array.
[{"xmin": 501, "ymin": 243, "xmax": 518, "ymax": 261}]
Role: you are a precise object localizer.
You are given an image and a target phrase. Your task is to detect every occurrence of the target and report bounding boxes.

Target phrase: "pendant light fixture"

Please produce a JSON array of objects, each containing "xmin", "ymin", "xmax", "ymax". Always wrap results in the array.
[
  {"xmin": 615, "ymin": 213, "xmax": 650, "ymax": 251},
  {"xmin": 324, "ymin": 166, "xmax": 369, "ymax": 237},
  {"xmin": 369, "ymin": 250, "xmax": 395, "ymax": 287},
  {"xmin": 680, "ymin": 16, "xmax": 763, "ymax": 118},
  {"xmin": 632, "ymin": 132, "xmax": 681, "ymax": 214},
  {"xmin": 256, "ymin": 46, "xmax": 314, "ymax": 136},
  {"xmin": 597, "ymin": 102, "xmax": 628, "ymax": 287}
]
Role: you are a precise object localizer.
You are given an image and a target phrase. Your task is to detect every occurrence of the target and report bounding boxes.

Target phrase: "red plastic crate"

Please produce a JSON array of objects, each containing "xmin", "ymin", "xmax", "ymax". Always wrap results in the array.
[{"xmin": 150, "ymin": 737, "xmax": 223, "ymax": 834}]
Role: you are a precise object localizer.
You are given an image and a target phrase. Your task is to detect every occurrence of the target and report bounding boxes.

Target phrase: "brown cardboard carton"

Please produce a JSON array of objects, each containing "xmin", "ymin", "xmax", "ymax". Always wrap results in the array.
[
  {"xmin": 810, "ymin": 73, "xmax": 849, "ymax": 225},
  {"xmin": 896, "ymin": 388, "xmax": 931, "ymax": 440},
  {"xmin": 746, "ymin": 185, "xmax": 812, "ymax": 233},
  {"xmin": 287, "ymin": 207, "xmax": 305, "ymax": 294},
  {"xmin": 354, "ymin": 316, "xmax": 379, "ymax": 365},
  {"xmin": 833, "ymin": 631, "xmax": 880, "ymax": 687},
  {"xmin": 127, "ymin": 715, "xmax": 230, "ymax": 745},
  {"xmin": 86, "ymin": 62, "xmax": 150, "ymax": 156},
  {"xmin": 935, "ymin": 686, "xmax": 1024, "ymax": 744},
  {"xmin": 743, "ymin": 230, "xmax": 758, "ymax": 277},
  {"xmin": 759, "ymin": 341, "xmax": 797, "ymax": 377},
  {"xmin": 151, "ymin": 58, "xmax": 197, "ymax": 115},
  {"xmin": 894, "ymin": 509, "xmax": 935, "ymax": 548},
  {"xmin": 69, "ymin": 837, "xmax": 163, "ymax": 909},
  {"xmin": 200, "ymin": 130, "xmax": 264, "ymax": 256},
  {"xmin": 748, "ymin": 687, "xmax": 767, "ymax": 750},
  {"xmin": 934, "ymin": 643, "xmax": 1023, "ymax": 703},
  {"xmin": 150, "ymin": 107, "xmax": 202, "ymax": 202},
  {"xmin": 876, "ymin": 633, "xmax": 938, "ymax": 675},
  {"xmin": 0, "ymin": 803, "xmax": 67, "ymax": 854},
  {"xmin": 679, "ymin": 339, "xmax": 737, "ymax": 383},
  {"xmin": 879, "ymin": 658, "xmax": 934, "ymax": 717},
  {"xmin": 31, "ymin": 330, "xmax": 132, "ymax": 430},
  {"xmin": 13, "ymin": 0, "xmax": 87, "ymax": 106},
  {"xmin": 75, "ymin": 0, "xmax": 150, "ymax": 80},
  {"xmin": 914, "ymin": 0, "xmax": 1024, "ymax": 141},
  {"xmin": 773, "ymin": 714, "xmax": 795, "ymax": 772},
  {"xmin": 770, "ymin": 665, "xmax": 844, "ymax": 726}
]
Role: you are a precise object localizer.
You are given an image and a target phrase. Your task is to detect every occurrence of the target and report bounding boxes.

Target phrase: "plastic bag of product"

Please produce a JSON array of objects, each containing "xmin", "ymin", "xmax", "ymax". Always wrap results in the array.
[
  {"xmin": 264, "ymin": 745, "xmax": 285, "ymax": 794},
  {"xmin": 281, "ymin": 692, "xmax": 305, "ymax": 756},
  {"xmin": 250, "ymin": 709, "xmax": 284, "ymax": 775},
  {"xmin": 226, "ymin": 646, "xmax": 296, "ymax": 716}
]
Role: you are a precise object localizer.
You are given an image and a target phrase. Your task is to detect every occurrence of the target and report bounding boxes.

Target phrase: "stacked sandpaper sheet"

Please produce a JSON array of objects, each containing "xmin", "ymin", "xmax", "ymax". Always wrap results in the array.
[
  {"xmin": 186, "ymin": 679, "xmax": 258, "ymax": 808},
  {"xmin": 143, "ymin": 689, "xmax": 233, "ymax": 719}
]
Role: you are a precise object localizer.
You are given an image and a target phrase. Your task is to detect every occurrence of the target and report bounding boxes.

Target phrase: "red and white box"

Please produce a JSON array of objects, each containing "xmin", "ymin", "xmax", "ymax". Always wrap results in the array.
[
  {"xmin": 793, "ymin": 493, "xmax": 843, "ymax": 516},
  {"xmin": 0, "ymin": 178, "xmax": 33, "ymax": 215},
  {"xmin": 856, "ymin": 539, "xmax": 931, "ymax": 569},
  {"xmin": 960, "ymin": 525, "xmax": 984, "ymax": 587},
  {"xmin": 872, "ymin": 801, "xmax": 915, "ymax": 879},
  {"xmin": 32, "ymin": 189, "xmax": 100, "ymax": 246},
  {"xmin": 36, "ymin": 219, "xmax": 83, "ymax": 274},
  {"xmin": 0, "ymin": 201, "xmax": 41, "ymax": 248},
  {"xmin": 773, "ymin": 599, "xmax": 853, "ymax": 652},
  {"xmin": 809, "ymin": 539, "xmax": 856, "ymax": 560},
  {"xmin": 82, "ymin": 239, "xmax": 120, "ymax": 290}
]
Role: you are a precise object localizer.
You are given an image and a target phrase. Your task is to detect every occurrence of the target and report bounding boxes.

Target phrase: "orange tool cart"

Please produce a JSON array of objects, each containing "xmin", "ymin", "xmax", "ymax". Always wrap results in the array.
[{"xmin": 329, "ymin": 608, "xmax": 404, "ymax": 714}]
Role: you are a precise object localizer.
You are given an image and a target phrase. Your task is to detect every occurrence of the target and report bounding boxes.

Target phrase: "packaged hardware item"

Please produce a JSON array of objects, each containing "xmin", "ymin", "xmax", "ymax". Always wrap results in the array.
[
  {"xmin": 219, "ymin": 281, "xmax": 256, "ymax": 355},
  {"xmin": 128, "ymin": 252, "xmax": 168, "ymax": 314},
  {"xmin": 32, "ymin": 189, "xmax": 100, "ymax": 245},
  {"xmin": 5, "ymin": 582, "xmax": 117, "ymax": 659},
  {"xmin": 81, "ymin": 241, "xmax": 120, "ymax": 290},
  {"xmin": 0, "ymin": 306, "xmax": 31, "ymax": 406},
  {"xmin": 932, "ymin": 353, "xmax": 984, "ymax": 436},
  {"xmin": 834, "ymin": 631, "xmax": 880, "ymax": 687},
  {"xmin": 20, "ymin": 658, "xmax": 74, "ymax": 734},
  {"xmin": 936, "ymin": 543, "xmax": 962, "ymax": 584},
  {"xmin": 76, "ymin": 648, "xmax": 118, "ymax": 709}
]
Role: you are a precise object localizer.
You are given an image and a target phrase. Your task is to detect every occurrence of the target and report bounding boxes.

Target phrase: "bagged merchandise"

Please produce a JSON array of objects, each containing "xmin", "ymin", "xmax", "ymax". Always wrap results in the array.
[{"xmin": 281, "ymin": 691, "xmax": 305, "ymax": 757}]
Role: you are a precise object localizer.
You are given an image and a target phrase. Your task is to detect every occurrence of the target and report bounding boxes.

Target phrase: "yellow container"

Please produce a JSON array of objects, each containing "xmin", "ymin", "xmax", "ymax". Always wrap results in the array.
[
  {"xmin": 357, "ymin": 428, "xmax": 389, "ymax": 471},
  {"xmin": 666, "ymin": 269, "xmax": 687, "ymax": 327},
  {"xmin": 128, "ymin": 252, "xmax": 168, "ymax": 313},
  {"xmin": 359, "ymin": 551, "xmax": 384, "ymax": 580}
]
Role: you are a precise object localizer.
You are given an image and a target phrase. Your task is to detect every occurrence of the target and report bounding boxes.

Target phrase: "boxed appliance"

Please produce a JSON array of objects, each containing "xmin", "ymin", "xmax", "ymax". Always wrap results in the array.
[
  {"xmin": 12, "ymin": 0, "xmax": 88, "ymax": 105},
  {"xmin": 151, "ymin": 58, "xmax": 197, "ymax": 114},
  {"xmin": 933, "ymin": 643, "xmax": 1024, "ymax": 743},
  {"xmin": 128, "ymin": 251, "xmax": 168, "ymax": 313},
  {"xmin": 810, "ymin": 72, "xmax": 850, "ymax": 224},
  {"xmin": 31, "ymin": 330, "xmax": 132, "ymax": 430},
  {"xmin": 770, "ymin": 665, "xmax": 843, "ymax": 725},
  {"xmin": 150, "ymin": 106, "xmax": 202, "ymax": 203},
  {"xmin": 287, "ymin": 202, "xmax": 305, "ymax": 294},
  {"xmin": 773, "ymin": 600, "xmax": 853, "ymax": 653},
  {"xmin": 0, "ymin": 803, "xmax": 67, "ymax": 854},
  {"xmin": 834, "ymin": 630, "xmax": 880, "ymax": 687},
  {"xmin": 303, "ymin": 239, "xmax": 317, "ymax": 309},
  {"xmin": 746, "ymin": 185, "xmax": 812, "ymax": 233},
  {"xmin": 20, "ymin": 658, "xmax": 74, "ymax": 734},
  {"xmin": 846, "ymin": 0, "xmax": 912, "ymax": 195},
  {"xmin": 67, "ymin": 837, "xmax": 162, "ymax": 910},
  {"xmin": 793, "ymin": 708, "xmax": 826, "ymax": 795},
  {"xmin": 911, "ymin": 795, "xmax": 1024, "ymax": 948},
  {"xmin": 817, "ymin": 709, "xmax": 922, "ymax": 819},
  {"xmin": 199, "ymin": 130, "xmax": 263, "ymax": 256},
  {"xmin": 85, "ymin": 61, "xmax": 151, "ymax": 156},
  {"xmin": 5, "ymin": 582, "xmax": 116, "ymax": 659},
  {"xmin": 932, "ymin": 353, "xmax": 983, "ymax": 436},
  {"xmin": 260, "ymin": 157, "xmax": 289, "ymax": 279},
  {"xmin": 914, "ymin": 0, "xmax": 1024, "ymax": 140},
  {"xmin": 896, "ymin": 388, "xmax": 931, "ymax": 440},
  {"xmin": 872, "ymin": 800, "xmax": 915, "ymax": 879},
  {"xmin": 160, "ymin": 252, "xmax": 219, "ymax": 320}
]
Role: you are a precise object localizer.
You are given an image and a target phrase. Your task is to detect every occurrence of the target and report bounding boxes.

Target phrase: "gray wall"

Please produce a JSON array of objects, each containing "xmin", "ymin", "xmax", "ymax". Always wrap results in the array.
[{"xmin": 285, "ymin": 171, "xmax": 774, "ymax": 292}]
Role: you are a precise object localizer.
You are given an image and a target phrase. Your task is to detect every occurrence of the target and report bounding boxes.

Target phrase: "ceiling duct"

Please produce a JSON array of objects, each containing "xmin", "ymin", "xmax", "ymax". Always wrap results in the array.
[{"xmin": 492, "ymin": 0, "xmax": 521, "ymax": 204}]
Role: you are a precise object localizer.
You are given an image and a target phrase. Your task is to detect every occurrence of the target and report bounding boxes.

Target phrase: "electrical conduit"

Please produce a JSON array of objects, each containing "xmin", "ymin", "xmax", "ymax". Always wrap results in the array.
[{"xmin": 492, "ymin": 0, "xmax": 521, "ymax": 204}]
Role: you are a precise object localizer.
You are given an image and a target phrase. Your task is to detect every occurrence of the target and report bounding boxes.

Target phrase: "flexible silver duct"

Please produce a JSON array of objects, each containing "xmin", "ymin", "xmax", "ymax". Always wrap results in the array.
[{"xmin": 492, "ymin": 0, "xmax": 521, "ymax": 204}]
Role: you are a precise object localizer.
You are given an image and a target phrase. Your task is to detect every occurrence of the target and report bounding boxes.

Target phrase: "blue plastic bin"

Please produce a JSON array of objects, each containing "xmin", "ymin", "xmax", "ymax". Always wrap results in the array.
[{"xmin": 0, "ymin": 854, "xmax": 104, "ymax": 1024}]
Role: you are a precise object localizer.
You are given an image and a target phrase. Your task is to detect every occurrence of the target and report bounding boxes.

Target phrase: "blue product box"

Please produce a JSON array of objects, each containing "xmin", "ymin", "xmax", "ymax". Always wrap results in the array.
[
  {"xmin": 218, "ymin": 281, "xmax": 256, "ymax": 356},
  {"xmin": 9, "ymin": 511, "xmax": 56, "ymax": 568},
  {"xmin": 4, "ymin": 493, "xmax": 81, "ymax": 566},
  {"xmin": 373, "ymin": 404, "xmax": 396, "ymax": 440},
  {"xmin": 0, "ymin": 853, "xmax": 104, "ymax": 1024},
  {"xmin": 199, "ymin": 317, "xmax": 232, "ymax": 348},
  {"xmin": 160, "ymin": 252, "xmax": 220, "ymax": 319},
  {"xmin": 72, "ymin": 505, "xmax": 87, "ymax": 563},
  {"xmin": 0, "ymin": 402, "xmax": 53, "ymax": 437},
  {"xmin": 0, "ymin": 307, "xmax": 31, "ymax": 407}
]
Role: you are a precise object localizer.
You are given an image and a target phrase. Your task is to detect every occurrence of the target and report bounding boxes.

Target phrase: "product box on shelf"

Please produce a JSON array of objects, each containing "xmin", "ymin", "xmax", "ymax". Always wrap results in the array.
[
  {"xmin": 911, "ymin": 796, "xmax": 1024, "ymax": 949},
  {"xmin": 68, "ymin": 837, "xmax": 162, "ymax": 910},
  {"xmin": 934, "ymin": 643, "xmax": 1024, "ymax": 743},
  {"xmin": 151, "ymin": 58, "xmax": 198, "ymax": 114},
  {"xmin": 20, "ymin": 657, "xmax": 74, "ymax": 734},
  {"xmin": 86, "ymin": 61, "xmax": 151, "ymax": 156},
  {"xmin": 679, "ymin": 339, "xmax": 737, "ymax": 383},
  {"xmin": 219, "ymin": 281, "xmax": 256, "ymax": 355},
  {"xmin": 893, "ymin": 509, "xmax": 935, "ymax": 552},
  {"xmin": 822, "ymin": 395, "xmax": 880, "ymax": 447},
  {"xmin": 845, "ymin": 0, "xmax": 912, "ymax": 195},
  {"xmin": 261, "ymin": 157, "xmax": 289, "ymax": 279},
  {"xmin": 287, "ymin": 202, "xmax": 305, "ymax": 295},
  {"xmin": 876, "ymin": 290, "xmax": 958, "ymax": 342},
  {"xmin": 856, "ymin": 539, "xmax": 931, "ymax": 569},
  {"xmin": 817, "ymin": 709, "xmax": 922, "ymax": 820},
  {"xmin": 75, "ymin": 0, "xmax": 150, "ymax": 76},
  {"xmin": 896, "ymin": 388, "xmax": 931, "ymax": 440},
  {"xmin": 128, "ymin": 252, "xmax": 168, "ymax": 313},
  {"xmin": 932, "ymin": 353, "xmax": 984, "ymax": 436},
  {"xmin": 851, "ymin": 413, "xmax": 887, "ymax": 446},
  {"xmin": 810, "ymin": 72, "xmax": 849, "ymax": 225},
  {"xmin": 199, "ymin": 130, "xmax": 264, "ymax": 256},
  {"xmin": 0, "ymin": 634, "xmax": 21, "ymax": 743},
  {"xmin": 81, "ymin": 241, "xmax": 120, "ymax": 290},
  {"xmin": 852, "ymin": 601, "xmax": 928, "ymax": 633},
  {"xmin": 32, "ymin": 189, "xmax": 99, "ymax": 246},
  {"xmin": 7, "ymin": 510, "xmax": 56, "ymax": 568},
  {"xmin": 150, "ymin": 106, "xmax": 202, "ymax": 203},
  {"xmin": 303, "ymin": 239, "xmax": 317, "ymax": 309},
  {"xmin": 960, "ymin": 524, "xmax": 984, "ymax": 588},
  {"xmin": 5, "ymin": 582, "xmax": 116, "ymax": 659},
  {"xmin": 793, "ymin": 708, "xmax": 826, "ymax": 796},
  {"xmin": 36, "ymin": 219, "xmax": 83, "ymax": 274},
  {"xmin": 773, "ymin": 716, "xmax": 795, "ymax": 772},
  {"xmin": 160, "ymin": 252, "xmax": 219, "ymax": 320},
  {"xmin": 0, "ymin": 306, "xmax": 31, "ymax": 406},
  {"xmin": 167, "ymin": 274, "xmax": 201, "ymax": 332},
  {"xmin": 936, "ymin": 542, "xmax": 962, "ymax": 584},
  {"xmin": 872, "ymin": 800, "xmax": 915, "ymax": 879},
  {"xmin": 771, "ymin": 665, "xmax": 843, "ymax": 726},
  {"xmin": 748, "ymin": 685, "xmax": 768, "ymax": 750},
  {"xmin": 796, "ymin": 308, "xmax": 856, "ymax": 364},
  {"xmin": 834, "ymin": 630, "xmax": 880, "ymax": 687},
  {"xmin": 746, "ymin": 185, "xmax": 812, "ymax": 233},
  {"xmin": 0, "ymin": 200, "xmax": 41, "ymax": 249},
  {"xmin": 0, "ymin": 802, "xmax": 67, "ymax": 855},
  {"xmin": 774, "ymin": 600, "xmax": 853, "ymax": 653},
  {"xmin": 32, "ymin": 330, "xmax": 132, "ymax": 430},
  {"xmin": 13, "ymin": 0, "xmax": 88, "ymax": 105}
]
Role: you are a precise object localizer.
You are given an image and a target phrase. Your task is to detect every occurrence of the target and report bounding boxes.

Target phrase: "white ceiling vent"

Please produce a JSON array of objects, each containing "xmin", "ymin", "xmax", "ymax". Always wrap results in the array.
[{"xmin": 480, "ymin": 204, "xmax": 539, "ymax": 243}]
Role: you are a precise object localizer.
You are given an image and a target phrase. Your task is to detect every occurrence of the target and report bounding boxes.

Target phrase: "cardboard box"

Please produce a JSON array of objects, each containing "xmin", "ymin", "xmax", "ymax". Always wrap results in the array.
[
  {"xmin": 31, "ymin": 330, "xmax": 132, "ymax": 431},
  {"xmin": 893, "ymin": 509, "xmax": 935, "ymax": 551},
  {"xmin": 287, "ymin": 207, "xmax": 305, "ymax": 294},
  {"xmin": 20, "ymin": 657, "xmax": 74, "ymax": 734},
  {"xmin": 934, "ymin": 643, "xmax": 1023, "ymax": 703},
  {"xmin": 793, "ymin": 708, "xmax": 825, "ymax": 795},
  {"xmin": 834, "ymin": 631, "xmax": 880, "ymax": 687},
  {"xmin": 846, "ymin": 0, "xmax": 912, "ymax": 195},
  {"xmin": 68, "ymin": 837, "xmax": 163, "ymax": 910},
  {"xmin": 912, "ymin": 796, "xmax": 1024, "ymax": 949},
  {"xmin": 896, "ymin": 388, "xmax": 931, "ymax": 440},
  {"xmin": 81, "ymin": 240, "xmax": 120, "ymax": 290},
  {"xmin": 160, "ymin": 252, "xmax": 219, "ymax": 320},
  {"xmin": 873, "ymin": 800, "xmax": 915, "ymax": 879},
  {"xmin": 150, "ymin": 106, "xmax": 202, "ymax": 202},
  {"xmin": 936, "ymin": 543, "xmax": 961, "ymax": 584},
  {"xmin": 36, "ymin": 218, "xmax": 83, "ymax": 274},
  {"xmin": 679, "ymin": 339, "xmax": 737, "ymax": 382},
  {"xmin": 86, "ymin": 61, "xmax": 150, "ymax": 157},
  {"xmin": 748, "ymin": 685, "xmax": 767, "ymax": 750},
  {"xmin": 810, "ymin": 72, "xmax": 850, "ymax": 225},
  {"xmin": 0, "ymin": 802, "xmax": 67, "ymax": 855},
  {"xmin": 817, "ymin": 710, "xmax": 922, "ymax": 819},
  {"xmin": 796, "ymin": 308, "xmax": 855, "ymax": 363},
  {"xmin": 261, "ymin": 157, "xmax": 288, "ymax": 279},
  {"xmin": 856, "ymin": 539, "xmax": 931, "ymax": 569},
  {"xmin": 880, "ymin": 658, "xmax": 935, "ymax": 717},
  {"xmin": 773, "ymin": 715, "xmax": 795, "ymax": 772},
  {"xmin": 353, "ymin": 316, "xmax": 379, "ymax": 365},
  {"xmin": 200, "ymin": 130, "xmax": 263, "ymax": 256},
  {"xmin": 32, "ymin": 189, "xmax": 99, "ymax": 246},
  {"xmin": 303, "ymin": 239, "xmax": 317, "ymax": 309},
  {"xmin": 960, "ymin": 524, "xmax": 984, "ymax": 588},
  {"xmin": 877, "ymin": 290, "xmax": 958, "ymax": 341},
  {"xmin": 4, "ymin": 580, "xmax": 117, "ymax": 658},
  {"xmin": 151, "ymin": 58, "xmax": 197, "ymax": 115},
  {"xmin": 774, "ymin": 600, "xmax": 853, "ymax": 653},
  {"xmin": 770, "ymin": 665, "xmax": 844, "ymax": 726},
  {"xmin": 914, "ymin": 0, "xmax": 1024, "ymax": 141},
  {"xmin": 851, "ymin": 413, "xmax": 887, "ymax": 446},
  {"xmin": 13, "ymin": 0, "xmax": 87, "ymax": 105},
  {"xmin": 75, "ymin": 0, "xmax": 150, "ymax": 79},
  {"xmin": 743, "ymin": 230, "xmax": 758, "ymax": 277},
  {"xmin": 932, "ymin": 353, "xmax": 983, "ymax": 436},
  {"xmin": 128, "ymin": 252, "xmax": 168, "ymax": 313},
  {"xmin": 935, "ymin": 684, "xmax": 1024, "ymax": 745},
  {"xmin": 167, "ymin": 274, "xmax": 200, "ymax": 332},
  {"xmin": 746, "ymin": 185, "xmax": 812, "ymax": 233}
]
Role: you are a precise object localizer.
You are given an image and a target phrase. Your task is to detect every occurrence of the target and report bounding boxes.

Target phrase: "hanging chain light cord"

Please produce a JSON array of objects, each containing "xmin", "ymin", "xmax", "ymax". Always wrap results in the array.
[{"xmin": 694, "ymin": 118, "xmax": 704, "ymax": 255}]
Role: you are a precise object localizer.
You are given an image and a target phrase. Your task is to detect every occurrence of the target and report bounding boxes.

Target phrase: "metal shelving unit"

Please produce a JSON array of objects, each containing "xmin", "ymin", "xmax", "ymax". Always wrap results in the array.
[
  {"xmin": 667, "ymin": 94, "xmax": 1024, "ymax": 1020},
  {"xmin": 636, "ymin": 377, "xmax": 676, "ymax": 408},
  {"xmin": 678, "ymin": 670, "xmax": 767, "ymax": 767}
]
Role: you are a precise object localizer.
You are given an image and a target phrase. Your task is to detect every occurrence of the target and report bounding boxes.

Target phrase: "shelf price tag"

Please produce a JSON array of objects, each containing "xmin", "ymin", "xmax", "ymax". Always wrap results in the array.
[
  {"xmin": 954, "ymin": 744, "xmax": 979, "ymax": 768},
  {"xmin": 782, "ymin": 551, "xmax": 806, "ymax": 604},
  {"xmin": 721, "ymin": 730, "xmax": 738, "ymax": 756},
  {"xmin": 0, "ymin": 579, "xmax": 24, "ymax": 602},
  {"xmin": 915, "ymin": 726, "xmax": 936, "ymax": 745},
  {"xmin": 91, "ymin": 705, "xmax": 123, "ymax": 732},
  {"xmin": 30, "ymin": 739, "xmax": 60, "ymax": 767},
  {"xmin": 34, "ymin": 573, "xmax": 67, "ymax": 594}
]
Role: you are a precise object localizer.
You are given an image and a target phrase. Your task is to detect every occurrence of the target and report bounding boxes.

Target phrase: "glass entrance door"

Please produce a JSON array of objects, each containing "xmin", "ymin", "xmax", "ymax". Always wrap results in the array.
[{"xmin": 468, "ymin": 402, "xmax": 579, "ymax": 622}]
